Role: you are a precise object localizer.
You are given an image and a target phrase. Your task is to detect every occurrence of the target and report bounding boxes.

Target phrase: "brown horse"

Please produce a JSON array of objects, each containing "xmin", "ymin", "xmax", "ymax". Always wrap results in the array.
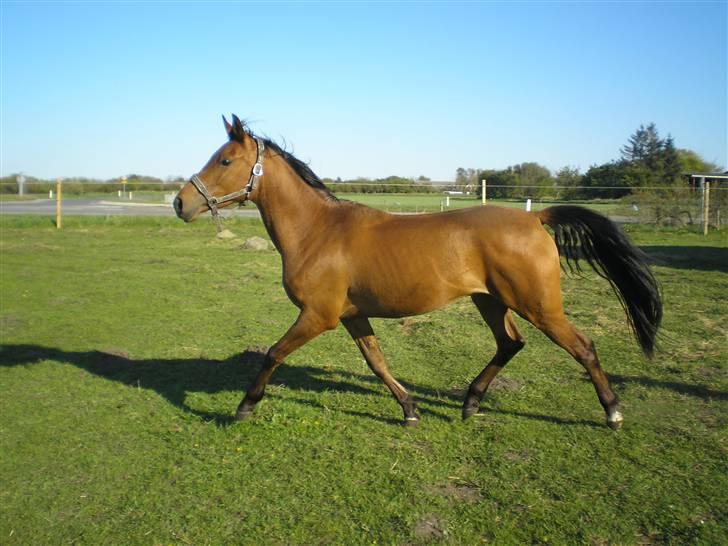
[{"xmin": 174, "ymin": 115, "xmax": 662, "ymax": 429}]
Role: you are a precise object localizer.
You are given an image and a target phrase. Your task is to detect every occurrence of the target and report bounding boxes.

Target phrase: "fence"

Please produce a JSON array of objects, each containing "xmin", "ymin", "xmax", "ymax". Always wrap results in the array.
[
  {"xmin": 320, "ymin": 183, "xmax": 725, "ymax": 228},
  {"xmin": 1, "ymin": 180, "xmax": 725, "ymax": 230},
  {"xmin": 0, "ymin": 180, "xmax": 183, "ymax": 196}
]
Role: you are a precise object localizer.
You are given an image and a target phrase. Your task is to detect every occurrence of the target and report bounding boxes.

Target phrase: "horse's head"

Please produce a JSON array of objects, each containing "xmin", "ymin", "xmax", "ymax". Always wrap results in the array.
[{"xmin": 174, "ymin": 114, "xmax": 264, "ymax": 222}]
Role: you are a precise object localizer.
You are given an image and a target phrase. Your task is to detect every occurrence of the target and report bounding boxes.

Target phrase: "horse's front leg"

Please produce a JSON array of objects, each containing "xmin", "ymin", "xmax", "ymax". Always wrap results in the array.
[{"xmin": 236, "ymin": 309, "xmax": 337, "ymax": 420}]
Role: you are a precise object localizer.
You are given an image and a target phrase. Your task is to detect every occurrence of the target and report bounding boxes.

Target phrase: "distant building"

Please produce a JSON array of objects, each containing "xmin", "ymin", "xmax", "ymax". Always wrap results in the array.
[{"xmin": 686, "ymin": 171, "xmax": 728, "ymax": 190}]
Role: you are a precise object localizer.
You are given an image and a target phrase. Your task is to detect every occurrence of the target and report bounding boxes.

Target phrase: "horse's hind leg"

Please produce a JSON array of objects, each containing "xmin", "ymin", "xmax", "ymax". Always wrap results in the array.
[
  {"xmin": 463, "ymin": 294, "xmax": 525, "ymax": 419},
  {"xmin": 342, "ymin": 317, "xmax": 420, "ymax": 426},
  {"xmin": 536, "ymin": 313, "xmax": 623, "ymax": 430}
]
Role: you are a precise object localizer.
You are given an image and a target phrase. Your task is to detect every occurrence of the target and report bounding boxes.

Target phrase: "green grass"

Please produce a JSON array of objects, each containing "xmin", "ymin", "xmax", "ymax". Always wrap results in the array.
[{"xmin": 1, "ymin": 215, "xmax": 726, "ymax": 544}]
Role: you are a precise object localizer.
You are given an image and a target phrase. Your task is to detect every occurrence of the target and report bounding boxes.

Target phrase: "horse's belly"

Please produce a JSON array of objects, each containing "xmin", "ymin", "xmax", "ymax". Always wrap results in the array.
[{"xmin": 346, "ymin": 272, "xmax": 486, "ymax": 318}]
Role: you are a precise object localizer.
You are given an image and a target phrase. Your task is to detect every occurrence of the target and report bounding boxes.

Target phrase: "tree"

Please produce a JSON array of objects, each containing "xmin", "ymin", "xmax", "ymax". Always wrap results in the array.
[
  {"xmin": 662, "ymin": 135, "xmax": 682, "ymax": 185},
  {"xmin": 512, "ymin": 162, "xmax": 552, "ymax": 197},
  {"xmin": 676, "ymin": 149, "xmax": 720, "ymax": 173},
  {"xmin": 455, "ymin": 167, "xmax": 478, "ymax": 187},
  {"xmin": 555, "ymin": 166, "xmax": 582, "ymax": 199},
  {"xmin": 619, "ymin": 123, "xmax": 688, "ymax": 187},
  {"xmin": 580, "ymin": 162, "xmax": 631, "ymax": 199},
  {"xmin": 621, "ymin": 123, "xmax": 661, "ymax": 165},
  {"xmin": 477, "ymin": 168, "xmax": 517, "ymax": 199}
]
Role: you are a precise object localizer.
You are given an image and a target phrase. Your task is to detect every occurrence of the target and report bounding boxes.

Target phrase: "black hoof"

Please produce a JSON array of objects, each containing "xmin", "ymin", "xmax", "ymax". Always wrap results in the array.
[
  {"xmin": 235, "ymin": 398, "xmax": 258, "ymax": 421},
  {"xmin": 235, "ymin": 410, "xmax": 254, "ymax": 422},
  {"xmin": 462, "ymin": 390, "xmax": 485, "ymax": 420},
  {"xmin": 462, "ymin": 397, "xmax": 482, "ymax": 420}
]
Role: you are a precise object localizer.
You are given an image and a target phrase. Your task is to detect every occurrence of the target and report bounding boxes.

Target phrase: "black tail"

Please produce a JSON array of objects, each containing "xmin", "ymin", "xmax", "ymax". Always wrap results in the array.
[{"xmin": 537, "ymin": 205, "xmax": 662, "ymax": 357}]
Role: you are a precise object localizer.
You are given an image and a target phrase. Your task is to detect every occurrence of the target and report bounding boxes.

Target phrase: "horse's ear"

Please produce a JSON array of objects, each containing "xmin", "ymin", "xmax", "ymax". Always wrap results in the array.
[
  {"xmin": 229, "ymin": 114, "xmax": 246, "ymax": 143},
  {"xmin": 223, "ymin": 115, "xmax": 233, "ymax": 136}
]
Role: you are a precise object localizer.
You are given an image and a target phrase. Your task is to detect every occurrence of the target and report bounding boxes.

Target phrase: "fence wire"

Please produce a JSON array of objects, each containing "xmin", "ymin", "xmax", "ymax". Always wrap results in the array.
[{"xmin": 1, "ymin": 181, "xmax": 725, "ymax": 227}]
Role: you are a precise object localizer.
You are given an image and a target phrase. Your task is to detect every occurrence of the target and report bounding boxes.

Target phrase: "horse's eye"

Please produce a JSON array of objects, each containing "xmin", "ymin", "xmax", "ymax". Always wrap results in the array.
[{"xmin": 221, "ymin": 158, "xmax": 232, "ymax": 166}]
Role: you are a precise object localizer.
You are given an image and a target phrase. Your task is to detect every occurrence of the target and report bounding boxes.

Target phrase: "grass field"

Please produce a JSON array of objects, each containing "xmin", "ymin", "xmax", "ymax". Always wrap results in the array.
[{"xmin": 1, "ymin": 215, "xmax": 726, "ymax": 545}]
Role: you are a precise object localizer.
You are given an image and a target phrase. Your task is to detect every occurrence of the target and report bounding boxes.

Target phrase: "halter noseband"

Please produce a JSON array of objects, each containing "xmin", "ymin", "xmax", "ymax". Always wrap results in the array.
[{"xmin": 189, "ymin": 136, "xmax": 265, "ymax": 232}]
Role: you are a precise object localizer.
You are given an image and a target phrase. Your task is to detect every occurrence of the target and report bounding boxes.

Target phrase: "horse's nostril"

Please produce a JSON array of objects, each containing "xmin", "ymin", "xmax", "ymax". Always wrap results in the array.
[{"xmin": 173, "ymin": 197, "xmax": 182, "ymax": 216}]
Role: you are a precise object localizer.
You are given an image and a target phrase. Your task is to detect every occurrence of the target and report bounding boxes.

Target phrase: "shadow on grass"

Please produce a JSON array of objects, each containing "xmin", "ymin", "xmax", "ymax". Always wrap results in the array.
[
  {"xmin": 608, "ymin": 374, "xmax": 728, "ymax": 401},
  {"xmin": 641, "ymin": 246, "xmax": 728, "ymax": 273},
  {"xmin": 0, "ymin": 343, "xmax": 681, "ymax": 428}
]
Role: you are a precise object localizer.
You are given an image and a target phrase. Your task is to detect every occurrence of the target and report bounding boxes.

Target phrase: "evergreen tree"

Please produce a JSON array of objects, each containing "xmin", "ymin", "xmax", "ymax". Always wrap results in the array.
[
  {"xmin": 620, "ymin": 123, "xmax": 682, "ymax": 187},
  {"xmin": 643, "ymin": 123, "xmax": 663, "ymax": 173},
  {"xmin": 621, "ymin": 124, "xmax": 649, "ymax": 163},
  {"xmin": 662, "ymin": 135, "xmax": 682, "ymax": 185}
]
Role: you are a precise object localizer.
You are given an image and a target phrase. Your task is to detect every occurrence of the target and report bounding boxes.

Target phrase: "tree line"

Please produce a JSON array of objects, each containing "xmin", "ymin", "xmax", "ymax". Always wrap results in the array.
[
  {"xmin": 458, "ymin": 124, "xmax": 720, "ymax": 200},
  {"xmin": 0, "ymin": 174, "xmax": 185, "ymax": 195}
]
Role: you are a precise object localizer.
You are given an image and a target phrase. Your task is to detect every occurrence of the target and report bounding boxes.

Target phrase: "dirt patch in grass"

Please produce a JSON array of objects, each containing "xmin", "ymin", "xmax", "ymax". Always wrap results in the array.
[
  {"xmin": 490, "ymin": 376, "xmax": 524, "ymax": 392},
  {"xmin": 0, "ymin": 314, "xmax": 26, "ymax": 335},
  {"xmin": 425, "ymin": 482, "xmax": 481, "ymax": 503},
  {"xmin": 503, "ymin": 449, "xmax": 531, "ymax": 462},
  {"xmin": 398, "ymin": 316, "xmax": 434, "ymax": 335},
  {"xmin": 414, "ymin": 513, "xmax": 446, "ymax": 540}
]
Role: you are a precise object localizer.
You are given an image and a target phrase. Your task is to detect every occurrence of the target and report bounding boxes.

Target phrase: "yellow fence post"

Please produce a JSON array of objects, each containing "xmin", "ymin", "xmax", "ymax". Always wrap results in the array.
[
  {"xmin": 482, "ymin": 178, "xmax": 487, "ymax": 205},
  {"xmin": 56, "ymin": 178, "xmax": 62, "ymax": 229},
  {"xmin": 703, "ymin": 181, "xmax": 710, "ymax": 236}
]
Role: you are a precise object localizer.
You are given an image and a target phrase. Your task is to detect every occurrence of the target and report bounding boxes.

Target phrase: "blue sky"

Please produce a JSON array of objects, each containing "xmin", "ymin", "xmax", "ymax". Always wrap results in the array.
[{"xmin": 1, "ymin": 1, "xmax": 726, "ymax": 181}]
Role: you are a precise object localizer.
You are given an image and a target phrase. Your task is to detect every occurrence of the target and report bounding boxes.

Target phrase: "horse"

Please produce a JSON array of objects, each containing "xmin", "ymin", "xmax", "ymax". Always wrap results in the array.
[{"xmin": 173, "ymin": 115, "xmax": 662, "ymax": 429}]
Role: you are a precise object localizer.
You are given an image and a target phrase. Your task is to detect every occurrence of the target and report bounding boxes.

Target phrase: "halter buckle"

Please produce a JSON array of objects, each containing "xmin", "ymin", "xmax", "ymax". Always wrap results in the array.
[{"xmin": 252, "ymin": 163, "xmax": 264, "ymax": 177}]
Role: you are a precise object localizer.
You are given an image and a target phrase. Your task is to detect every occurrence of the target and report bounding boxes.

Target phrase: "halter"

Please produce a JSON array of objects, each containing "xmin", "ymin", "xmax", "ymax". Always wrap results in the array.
[{"xmin": 189, "ymin": 136, "xmax": 265, "ymax": 232}]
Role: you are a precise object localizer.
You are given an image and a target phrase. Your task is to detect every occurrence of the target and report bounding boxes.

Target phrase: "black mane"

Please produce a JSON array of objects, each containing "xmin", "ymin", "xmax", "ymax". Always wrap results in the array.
[
  {"xmin": 262, "ymin": 138, "xmax": 337, "ymax": 200},
  {"xmin": 227, "ymin": 115, "xmax": 336, "ymax": 200}
]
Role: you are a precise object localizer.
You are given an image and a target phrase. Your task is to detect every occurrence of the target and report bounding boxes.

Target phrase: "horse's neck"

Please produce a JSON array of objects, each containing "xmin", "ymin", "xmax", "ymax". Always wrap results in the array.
[{"xmin": 254, "ymin": 164, "xmax": 328, "ymax": 255}]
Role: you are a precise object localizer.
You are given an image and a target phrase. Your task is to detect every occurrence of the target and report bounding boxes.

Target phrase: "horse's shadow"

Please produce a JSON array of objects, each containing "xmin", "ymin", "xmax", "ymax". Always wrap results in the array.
[
  {"xmin": 0, "ymin": 343, "xmax": 465, "ymax": 425},
  {"xmin": 7, "ymin": 343, "xmax": 717, "ymax": 428}
]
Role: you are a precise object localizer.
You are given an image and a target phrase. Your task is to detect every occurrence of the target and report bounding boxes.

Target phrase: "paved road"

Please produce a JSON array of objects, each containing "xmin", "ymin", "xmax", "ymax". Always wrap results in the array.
[{"xmin": 0, "ymin": 199, "xmax": 261, "ymax": 218}]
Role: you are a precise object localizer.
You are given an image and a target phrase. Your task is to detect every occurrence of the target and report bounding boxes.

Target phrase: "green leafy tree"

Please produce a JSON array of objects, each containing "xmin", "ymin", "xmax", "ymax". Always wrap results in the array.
[
  {"xmin": 676, "ymin": 149, "xmax": 720, "ymax": 173},
  {"xmin": 555, "ymin": 166, "xmax": 583, "ymax": 199},
  {"xmin": 512, "ymin": 162, "xmax": 553, "ymax": 198},
  {"xmin": 455, "ymin": 167, "xmax": 478, "ymax": 187},
  {"xmin": 580, "ymin": 162, "xmax": 631, "ymax": 199}
]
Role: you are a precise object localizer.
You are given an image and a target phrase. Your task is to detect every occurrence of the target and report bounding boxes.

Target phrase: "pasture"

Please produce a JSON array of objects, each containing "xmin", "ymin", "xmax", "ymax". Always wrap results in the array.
[{"xmin": 1, "ymin": 215, "xmax": 726, "ymax": 544}]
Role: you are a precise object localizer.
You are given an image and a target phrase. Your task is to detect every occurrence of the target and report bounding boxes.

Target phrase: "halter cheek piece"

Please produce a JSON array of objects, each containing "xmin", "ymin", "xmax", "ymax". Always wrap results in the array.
[{"xmin": 189, "ymin": 136, "xmax": 265, "ymax": 232}]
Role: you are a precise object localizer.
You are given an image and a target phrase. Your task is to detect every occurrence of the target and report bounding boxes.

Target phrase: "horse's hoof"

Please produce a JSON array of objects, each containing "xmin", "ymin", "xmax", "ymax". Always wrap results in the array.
[
  {"xmin": 235, "ymin": 410, "xmax": 254, "ymax": 422},
  {"xmin": 462, "ymin": 404, "xmax": 481, "ymax": 420},
  {"xmin": 404, "ymin": 417, "xmax": 420, "ymax": 428},
  {"xmin": 607, "ymin": 410, "xmax": 624, "ymax": 431}
]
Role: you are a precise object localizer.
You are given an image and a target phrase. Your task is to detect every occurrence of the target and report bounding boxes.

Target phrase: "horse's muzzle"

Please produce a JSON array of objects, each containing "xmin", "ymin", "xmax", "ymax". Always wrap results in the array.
[
  {"xmin": 173, "ymin": 195, "xmax": 196, "ymax": 222},
  {"xmin": 173, "ymin": 196, "xmax": 183, "ymax": 218}
]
